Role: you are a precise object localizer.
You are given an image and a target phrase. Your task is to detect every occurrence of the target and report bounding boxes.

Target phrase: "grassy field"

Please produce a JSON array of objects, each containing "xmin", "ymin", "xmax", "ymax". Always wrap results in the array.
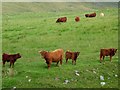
[{"xmin": 2, "ymin": 2, "xmax": 118, "ymax": 89}]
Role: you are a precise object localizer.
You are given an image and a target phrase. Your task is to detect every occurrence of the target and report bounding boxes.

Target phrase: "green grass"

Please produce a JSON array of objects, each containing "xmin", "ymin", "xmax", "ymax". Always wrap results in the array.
[{"xmin": 2, "ymin": 4, "xmax": 118, "ymax": 89}]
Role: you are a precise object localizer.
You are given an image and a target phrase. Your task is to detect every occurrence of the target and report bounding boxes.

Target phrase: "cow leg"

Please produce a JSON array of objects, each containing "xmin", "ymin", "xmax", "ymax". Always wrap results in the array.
[
  {"xmin": 56, "ymin": 61, "xmax": 59, "ymax": 66},
  {"xmin": 3, "ymin": 61, "xmax": 6, "ymax": 67},
  {"xmin": 110, "ymin": 56, "xmax": 112, "ymax": 62},
  {"xmin": 103, "ymin": 56, "xmax": 105, "ymax": 60},
  {"xmin": 10, "ymin": 60, "xmax": 14, "ymax": 68},
  {"xmin": 100, "ymin": 55, "xmax": 103, "ymax": 63},
  {"xmin": 47, "ymin": 64, "xmax": 50, "ymax": 69},
  {"xmin": 72, "ymin": 60, "xmax": 74, "ymax": 65},
  {"xmin": 74, "ymin": 59, "xmax": 76, "ymax": 65},
  {"xmin": 47, "ymin": 61, "xmax": 52, "ymax": 69},
  {"xmin": 60, "ymin": 60, "xmax": 62, "ymax": 65},
  {"xmin": 10, "ymin": 62, "xmax": 12, "ymax": 68},
  {"xmin": 12, "ymin": 61, "xmax": 15, "ymax": 68},
  {"xmin": 66, "ymin": 58, "xmax": 68, "ymax": 63}
]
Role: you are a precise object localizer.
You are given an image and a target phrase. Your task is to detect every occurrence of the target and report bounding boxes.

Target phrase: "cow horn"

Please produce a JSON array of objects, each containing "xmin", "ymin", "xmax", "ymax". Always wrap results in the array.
[{"xmin": 38, "ymin": 51, "xmax": 42, "ymax": 53}]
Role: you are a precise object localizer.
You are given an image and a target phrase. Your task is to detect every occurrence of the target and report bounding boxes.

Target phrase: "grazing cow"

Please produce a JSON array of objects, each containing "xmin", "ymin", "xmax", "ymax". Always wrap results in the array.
[
  {"xmin": 2, "ymin": 53, "xmax": 21, "ymax": 68},
  {"xmin": 85, "ymin": 12, "xmax": 96, "ymax": 18},
  {"xmin": 56, "ymin": 17, "xmax": 67, "ymax": 23},
  {"xmin": 39, "ymin": 49, "xmax": 64, "ymax": 69},
  {"xmin": 65, "ymin": 50, "xmax": 80, "ymax": 65},
  {"xmin": 100, "ymin": 48, "xmax": 117, "ymax": 63},
  {"xmin": 75, "ymin": 16, "xmax": 80, "ymax": 22}
]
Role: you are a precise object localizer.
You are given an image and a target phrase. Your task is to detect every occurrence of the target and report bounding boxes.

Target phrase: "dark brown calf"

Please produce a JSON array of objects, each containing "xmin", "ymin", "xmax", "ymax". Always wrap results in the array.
[
  {"xmin": 56, "ymin": 17, "xmax": 67, "ymax": 23},
  {"xmin": 65, "ymin": 50, "xmax": 80, "ymax": 65},
  {"xmin": 2, "ymin": 53, "xmax": 21, "ymax": 68},
  {"xmin": 39, "ymin": 49, "xmax": 64, "ymax": 69},
  {"xmin": 75, "ymin": 16, "xmax": 80, "ymax": 22},
  {"xmin": 100, "ymin": 48, "xmax": 117, "ymax": 63}
]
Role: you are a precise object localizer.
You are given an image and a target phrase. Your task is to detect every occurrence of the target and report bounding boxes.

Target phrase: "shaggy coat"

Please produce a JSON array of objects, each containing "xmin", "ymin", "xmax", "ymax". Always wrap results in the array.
[
  {"xmin": 100, "ymin": 48, "xmax": 117, "ymax": 62},
  {"xmin": 56, "ymin": 17, "xmax": 67, "ymax": 23},
  {"xmin": 2, "ymin": 53, "xmax": 21, "ymax": 68},
  {"xmin": 65, "ymin": 50, "xmax": 80, "ymax": 65},
  {"xmin": 75, "ymin": 16, "xmax": 80, "ymax": 22},
  {"xmin": 85, "ymin": 12, "xmax": 96, "ymax": 18},
  {"xmin": 39, "ymin": 49, "xmax": 64, "ymax": 69}
]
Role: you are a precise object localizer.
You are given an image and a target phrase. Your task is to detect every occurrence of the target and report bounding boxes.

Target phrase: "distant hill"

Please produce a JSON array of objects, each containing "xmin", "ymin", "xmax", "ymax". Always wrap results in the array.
[{"xmin": 2, "ymin": 2, "xmax": 118, "ymax": 14}]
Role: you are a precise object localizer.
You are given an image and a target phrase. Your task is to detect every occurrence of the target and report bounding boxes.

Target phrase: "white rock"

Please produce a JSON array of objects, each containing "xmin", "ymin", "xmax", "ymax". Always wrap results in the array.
[
  {"xmin": 100, "ymin": 82, "xmax": 106, "ymax": 86},
  {"xmin": 115, "ymin": 74, "xmax": 118, "ymax": 77},
  {"xmin": 74, "ymin": 70, "xmax": 79, "ymax": 73},
  {"xmin": 65, "ymin": 80, "xmax": 69, "ymax": 83},
  {"xmin": 26, "ymin": 76, "xmax": 28, "ymax": 78},
  {"xmin": 75, "ymin": 73, "xmax": 80, "ymax": 76},
  {"xmin": 93, "ymin": 71, "xmax": 96, "ymax": 74},
  {"xmin": 63, "ymin": 80, "xmax": 69, "ymax": 84},
  {"xmin": 13, "ymin": 87, "xmax": 16, "ymax": 89},
  {"xmin": 28, "ymin": 79, "xmax": 31, "ymax": 82},
  {"xmin": 108, "ymin": 77, "xmax": 110, "ymax": 80},
  {"xmin": 100, "ymin": 75, "xmax": 104, "ymax": 81}
]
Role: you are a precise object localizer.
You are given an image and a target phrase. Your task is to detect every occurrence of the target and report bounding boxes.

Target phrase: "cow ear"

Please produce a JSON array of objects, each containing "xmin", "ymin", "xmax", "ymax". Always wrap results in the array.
[
  {"xmin": 77, "ymin": 52, "xmax": 80, "ymax": 54},
  {"xmin": 38, "ymin": 51, "xmax": 42, "ymax": 53},
  {"xmin": 115, "ymin": 49, "xmax": 117, "ymax": 52}
]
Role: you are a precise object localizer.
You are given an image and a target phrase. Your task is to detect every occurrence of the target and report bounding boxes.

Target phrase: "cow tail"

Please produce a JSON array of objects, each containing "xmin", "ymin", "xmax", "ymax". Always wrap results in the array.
[{"xmin": 100, "ymin": 49, "xmax": 102, "ymax": 61}]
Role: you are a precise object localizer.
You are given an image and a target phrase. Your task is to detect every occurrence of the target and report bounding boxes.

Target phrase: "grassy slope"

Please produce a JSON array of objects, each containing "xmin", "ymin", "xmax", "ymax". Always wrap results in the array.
[
  {"xmin": 2, "ymin": 2, "xmax": 118, "ymax": 88},
  {"xmin": 2, "ymin": 2, "xmax": 117, "ymax": 14}
]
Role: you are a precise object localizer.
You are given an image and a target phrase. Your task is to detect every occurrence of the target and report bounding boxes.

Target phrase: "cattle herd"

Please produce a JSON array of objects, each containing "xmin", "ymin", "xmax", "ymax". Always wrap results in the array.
[
  {"xmin": 2, "ymin": 12, "xmax": 117, "ymax": 69},
  {"xmin": 56, "ymin": 12, "xmax": 97, "ymax": 23},
  {"xmin": 2, "ymin": 48, "xmax": 117, "ymax": 69}
]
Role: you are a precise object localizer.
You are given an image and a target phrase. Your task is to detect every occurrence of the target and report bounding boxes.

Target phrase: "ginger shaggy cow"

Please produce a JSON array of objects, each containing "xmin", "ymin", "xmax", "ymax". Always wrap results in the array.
[
  {"xmin": 75, "ymin": 16, "xmax": 80, "ymax": 22},
  {"xmin": 39, "ymin": 49, "xmax": 64, "ymax": 69},
  {"xmin": 65, "ymin": 50, "xmax": 80, "ymax": 65},
  {"xmin": 100, "ymin": 48, "xmax": 117, "ymax": 63}
]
